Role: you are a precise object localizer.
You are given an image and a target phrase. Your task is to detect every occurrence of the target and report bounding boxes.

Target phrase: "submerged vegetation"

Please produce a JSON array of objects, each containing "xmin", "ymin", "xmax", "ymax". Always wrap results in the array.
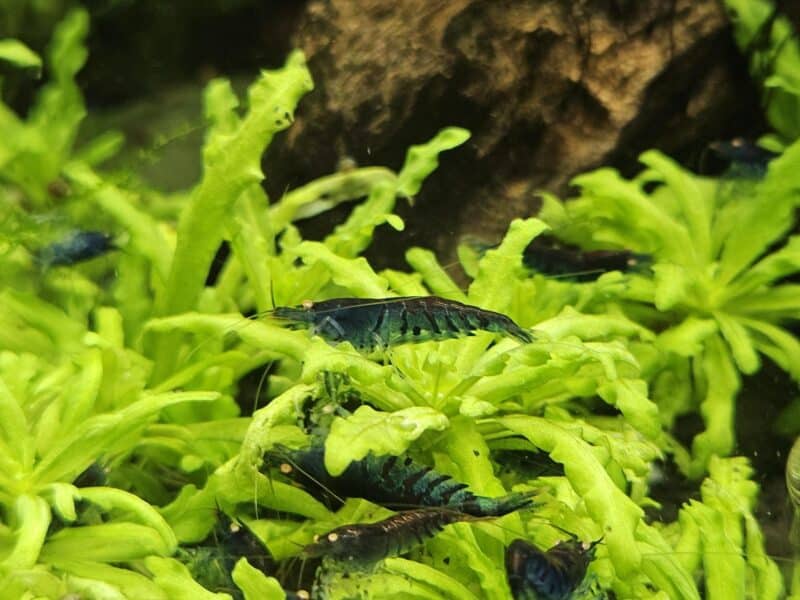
[{"xmin": 0, "ymin": 2, "xmax": 799, "ymax": 599}]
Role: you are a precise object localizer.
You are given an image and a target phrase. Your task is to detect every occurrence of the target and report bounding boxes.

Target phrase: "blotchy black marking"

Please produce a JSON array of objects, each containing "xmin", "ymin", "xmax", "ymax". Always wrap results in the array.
[
  {"xmin": 437, "ymin": 482, "xmax": 460, "ymax": 505},
  {"xmin": 403, "ymin": 468, "xmax": 429, "ymax": 495},
  {"xmin": 382, "ymin": 455, "xmax": 398, "ymax": 479},
  {"xmin": 427, "ymin": 474, "xmax": 451, "ymax": 493},
  {"xmin": 443, "ymin": 310, "xmax": 461, "ymax": 334},
  {"xmin": 422, "ymin": 307, "xmax": 441, "ymax": 334},
  {"xmin": 372, "ymin": 304, "xmax": 387, "ymax": 339}
]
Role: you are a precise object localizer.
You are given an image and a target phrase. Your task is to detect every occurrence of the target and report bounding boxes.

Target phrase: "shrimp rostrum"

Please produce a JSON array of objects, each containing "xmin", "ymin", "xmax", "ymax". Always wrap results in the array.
[{"xmin": 270, "ymin": 296, "xmax": 533, "ymax": 352}]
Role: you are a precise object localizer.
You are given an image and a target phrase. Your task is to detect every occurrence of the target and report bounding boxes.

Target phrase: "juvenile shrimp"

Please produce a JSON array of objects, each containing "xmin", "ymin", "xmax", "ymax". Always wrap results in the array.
[
  {"xmin": 270, "ymin": 296, "xmax": 533, "ymax": 352},
  {"xmin": 302, "ymin": 508, "xmax": 472, "ymax": 564},
  {"xmin": 505, "ymin": 536, "xmax": 601, "ymax": 600},
  {"xmin": 522, "ymin": 234, "xmax": 650, "ymax": 283},
  {"xmin": 35, "ymin": 230, "xmax": 116, "ymax": 268},
  {"xmin": 263, "ymin": 443, "xmax": 535, "ymax": 517},
  {"xmin": 460, "ymin": 234, "xmax": 649, "ymax": 283},
  {"xmin": 705, "ymin": 138, "xmax": 777, "ymax": 176}
]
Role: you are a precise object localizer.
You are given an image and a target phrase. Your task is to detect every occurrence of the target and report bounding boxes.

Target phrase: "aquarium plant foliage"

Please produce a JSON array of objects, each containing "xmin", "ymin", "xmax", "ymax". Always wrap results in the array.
[{"xmin": 0, "ymin": 4, "xmax": 798, "ymax": 599}]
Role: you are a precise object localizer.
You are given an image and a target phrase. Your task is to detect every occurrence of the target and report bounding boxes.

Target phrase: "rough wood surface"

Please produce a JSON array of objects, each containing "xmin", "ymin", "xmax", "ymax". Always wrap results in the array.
[{"xmin": 263, "ymin": 0, "xmax": 762, "ymax": 266}]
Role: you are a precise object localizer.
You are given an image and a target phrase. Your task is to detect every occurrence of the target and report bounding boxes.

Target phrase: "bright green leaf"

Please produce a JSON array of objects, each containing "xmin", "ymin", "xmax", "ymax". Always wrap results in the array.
[
  {"xmin": 325, "ymin": 405, "xmax": 448, "ymax": 475},
  {"xmin": 0, "ymin": 39, "xmax": 42, "ymax": 72},
  {"xmin": 397, "ymin": 127, "xmax": 470, "ymax": 197}
]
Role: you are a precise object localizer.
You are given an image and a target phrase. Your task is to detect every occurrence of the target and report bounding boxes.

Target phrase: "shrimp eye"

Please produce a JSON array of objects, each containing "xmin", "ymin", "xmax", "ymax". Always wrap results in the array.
[
  {"xmin": 327, "ymin": 532, "xmax": 339, "ymax": 543},
  {"xmin": 279, "ymin": 462, "xmax": 293, "ymax": 474},
  {"xmin": 412, "ymin": 326, "xmax": 421, "ymax": 336},
  {"xmin": 302, "ymin": 299, "xmax": 314, "ymax": 310}
]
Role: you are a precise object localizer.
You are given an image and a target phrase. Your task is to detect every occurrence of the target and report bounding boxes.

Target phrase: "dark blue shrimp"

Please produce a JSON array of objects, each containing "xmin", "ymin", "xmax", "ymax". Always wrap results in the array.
[
  {"xmin": 178, "ymin": 514, "xmax": 276, "ymax": 600},
  {"xmin": 73, "ymin": 462, "xmax": 109, "ymax": 487},
  {"xmin": 505, "ymin": 537, "xmax": 600, "ymax": 600},
  {"xmin": 522, "ymin": 234, "xmax": 650, "ymax": 282},
  {"xmin": 703, "ymin": 138, "xmax": 777, "ymax": 178},
  {"xmin": 302, "ymin": 508, "xmax": 470, "ymax": 564},
  {"xmin": 35, "ymin": 230, "xmax": 116, "ymax": 267},
  {"xmin": 263, "ymin": 443, "xmax": 534, "ymax": 517},
  {"xmin": 270, "ymin": 296, "xmax": 532, "ymax": 352},
  {"xmin": 462, "ymin": 234, "xmax": 649, "ymax": 282}
]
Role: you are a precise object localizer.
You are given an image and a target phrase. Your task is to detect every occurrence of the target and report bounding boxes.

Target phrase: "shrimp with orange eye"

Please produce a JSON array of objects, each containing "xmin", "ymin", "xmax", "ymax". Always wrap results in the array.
[
  {"xmin": 263, "ymin": 443, "xmax": 535, "ymax": 517},
  {"xmin": 271, "ymin": 296, "xmax": 533, "ymax": 352},
  {"xmin": 302, "ymin": 508, "xmax": 472, "ymax": 564}
]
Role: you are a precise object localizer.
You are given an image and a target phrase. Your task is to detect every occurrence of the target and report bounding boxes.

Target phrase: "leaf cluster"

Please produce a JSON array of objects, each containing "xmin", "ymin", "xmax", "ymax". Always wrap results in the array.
[{"xmin": 0, "ymin": 6, "xmax": 792, "ymax": 600}]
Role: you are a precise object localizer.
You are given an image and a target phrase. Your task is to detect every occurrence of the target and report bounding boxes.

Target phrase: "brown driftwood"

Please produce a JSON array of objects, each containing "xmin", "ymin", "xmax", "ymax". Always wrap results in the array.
[{"xmin": 264, "ymin": 0, "xmax": 762, "ymax": 264}]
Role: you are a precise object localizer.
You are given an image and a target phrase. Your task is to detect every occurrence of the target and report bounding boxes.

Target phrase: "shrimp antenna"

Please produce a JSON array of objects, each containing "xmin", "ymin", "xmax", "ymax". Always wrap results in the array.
[
  {"xmin": 252, "ymin": 360, "xmax": 275, "ymax": 416},
  {"xmin": 296, "ymin": 554, "xmax": 307, "ymax": 592}
]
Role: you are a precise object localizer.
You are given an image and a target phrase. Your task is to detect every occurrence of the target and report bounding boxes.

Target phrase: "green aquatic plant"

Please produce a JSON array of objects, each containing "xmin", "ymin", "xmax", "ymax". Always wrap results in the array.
[
  {"xmin": 0, "ymin": 9, "xmax": 122, "ymax": 209},
  {"xmin": 539, "ymin": 143, "xmax": 800, "ymax": 476},
  {"xmin": 0, "ymin": 38, "xmax": 41, "ymax": 72},
  {"xmin": 534, "ymin": 0, "xmax": 800, "ymax": 480},
  {"xmin": 723, "ymin": 0, "xmax": 800, "ymax": 147},
  {"xmin": 0, "ymin": 5, "xmax": 792, "ymax": 600}
]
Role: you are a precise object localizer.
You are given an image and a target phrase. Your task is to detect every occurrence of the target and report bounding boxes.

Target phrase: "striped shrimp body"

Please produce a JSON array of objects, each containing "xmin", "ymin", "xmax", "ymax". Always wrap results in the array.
[
  {"xmin": 302, "ymin": 508, "xmax": 469, "ymax": 564},
  {"xmin": 270, "ymin": 296, "xmax": 533, "ymax": 352},
  {"xmin": 505, "ymin": 537, "xmax": 600, "ymax": 600},
  {"xmin": 263, "ymin": 443, "xmax": 534, "ymax": 517}
]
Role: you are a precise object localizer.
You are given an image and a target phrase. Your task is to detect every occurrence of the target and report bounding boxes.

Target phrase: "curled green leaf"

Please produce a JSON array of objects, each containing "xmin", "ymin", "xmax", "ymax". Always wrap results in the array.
[{"xmin": 325, "ymin": 405, "xmax": 449, "ymax": 475}]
